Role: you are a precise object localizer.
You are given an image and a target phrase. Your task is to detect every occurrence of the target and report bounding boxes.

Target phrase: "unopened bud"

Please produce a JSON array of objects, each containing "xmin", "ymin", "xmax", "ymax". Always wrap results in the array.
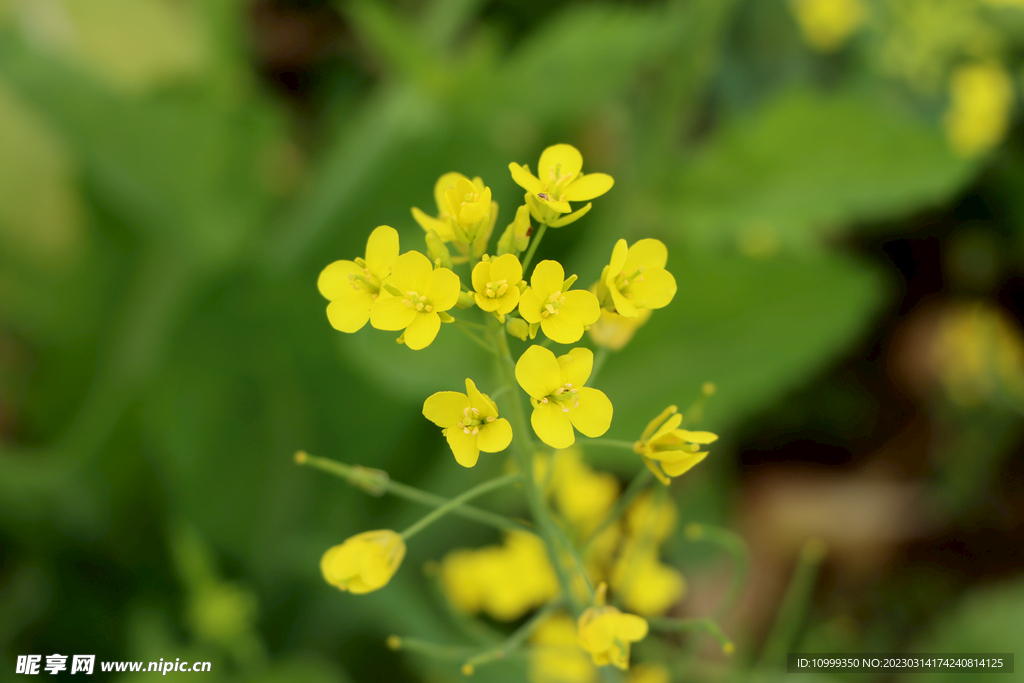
[
  {"xmin": 506, "ymin": 317, "xmax": 530, "ymax": 341},
  {"xmin": 456, "ymin": 291, "xmax": 476, "ymax": 309},
  {"xmin": 425, "ymin": 229, "xmax": 453, "ymax": 269}
]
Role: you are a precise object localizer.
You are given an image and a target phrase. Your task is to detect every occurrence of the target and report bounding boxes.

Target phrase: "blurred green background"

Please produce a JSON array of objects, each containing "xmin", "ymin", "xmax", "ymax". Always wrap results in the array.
[{"xmin": 2, "ymin": 0, "xmax": 1023, "ymax": 681}]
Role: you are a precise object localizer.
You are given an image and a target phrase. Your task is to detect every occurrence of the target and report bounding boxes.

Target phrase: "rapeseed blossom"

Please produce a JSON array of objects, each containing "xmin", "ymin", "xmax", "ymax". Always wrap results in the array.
[
  {"xmin": 945, "ymin": 62, "xmax": 1014, "ymax": 157},
  {"xmin": 422, "ymin": 378, "xmax": 513, "ymax": 467},
  {"xmin": 588, "ymin": 308, "xmax": 652, "ymax": 351},
  {"xmin": 789, "ymin": 0, "xmax": 866, "ymax": 52},
  {"xmin": 317, "ymin": 225, "xmax": 399, "ymax": 333},
  {"xmin": 516, "ymin": 346, "xmax": 613, "ymax": 448},
  {"xmin": 369, "ymin": 251, "xmax": 460, "ymax": 349},
  {"xmin": 519, "ymin": 260, "xmax": 601, "ymax": 344},
  {"xmin": 634, "ymin": 405, "xmax": 718, "ymax": 484},
  {"xmin": 412, "ymin": 172, "xmax": 496, "ymax": 261},
  {"xmin": 611, "ymin": 546, "xmax": 686, "ymax": 617},
  {"xmin": 597, "ymin": 239, "xmax": 677, "ymax": 318},
  {"xmin": 510, "ymin": 144, "xmax": 614, "ymax": 227},
  {"xmin": 471, "ymin": 253, "xmax": 523, "ymax": 320},
  {"xmin": 321, "ymin": 530, "xmax": 405, "ymax": 594},
  {"xmin": 577, "ymin": 583, "xmax": 648, "ymax": 670},
  {"xmin": 530, "ymin": 613, "xmax": 598, "ymax": 683}
]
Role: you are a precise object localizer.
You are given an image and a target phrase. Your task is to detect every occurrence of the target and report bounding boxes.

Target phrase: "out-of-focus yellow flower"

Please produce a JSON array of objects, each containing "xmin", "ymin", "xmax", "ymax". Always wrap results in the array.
[
  {"xmin": 318, "ymin": 225, "xmax": 399, "ymax": 333},
  {"xmin": 588, "ymin": 307, "xmax": 652, "ymax": 351},
  {"xmin": 529, "ymin": 613, "xmax": 598, "ymax": 683},
  {"xmin": 789, "ymin": 0, "xmax": 866, "ymax": 52},
  {"xmin": 944, "ymin": 62, "xmax": 1014, "ymax": 158},
  {"xmin": 370, "ymin": 251, "xmax": 460, "ymax": 349},
  {"xmin": 577, "ymin": 583, "xmax": 648, "ymax": 670},
  {"xmin": 423, "ymin": 378, "xmax": 513, "ymax": 467},
  {"xmin": 516, "ymin": 346, "xmax": 613, "ymax": 448},
  {"xmin": 439, "ymin": 532, "xmax": 559, "ymax": 621},
  {"xmin": 628, "ymin": 663, "xmax": 672, "ymax": 683},
  {"xmin": 520, "ymin": 260, "xmax": 601, "ymax": 344},
  {"xmin": 510, "ymin": 144, "xmax": 614, "ymax": 227},
  {"xmin": 597, "ymin": 239, "xmax": 677, "ymax": 318},
  {"xmin": 611, "ymin": 548, "xmax": 686, "ymax": 617},
  {"xmin": 321, "ymin": 530, "xmax": 405, "ymax": 594},
  {"xmin": 634, "ymin": 406, "xmax": 717, "ymax": 485},
  {"xmin": 472, "ymin": 253, "xmax": 523, "ymax": 319},
  {"xmin": 549, "ymin": 448, "xmax": 620, "ymax": 537},
  {"xmin": 411, "ymin": 173, "xmax": 496, "ymax": 261},
  {"xmin": 625, "ymin": 492, "xmax": 678, "ymax": 544}
]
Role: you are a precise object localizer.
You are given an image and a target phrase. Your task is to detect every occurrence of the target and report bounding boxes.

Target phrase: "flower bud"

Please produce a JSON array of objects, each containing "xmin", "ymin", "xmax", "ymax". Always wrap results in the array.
[
  {"xmin": 321, "ymin": 530, "xmax": 406, "ymax": 594},
  {"xmin": 425, "ymin": 229, "xmax": 453, "ymax": 269},
  {"xmin": 497, "ymin": 205, "xmax": 532, "ymax": 256},
  {"xmin": 456, "ymin": 291, "xmax": 476, "ymax": 309},
  {"xmin": 506, "ymin": 317, "xmax": 530, "ymax": 341}
]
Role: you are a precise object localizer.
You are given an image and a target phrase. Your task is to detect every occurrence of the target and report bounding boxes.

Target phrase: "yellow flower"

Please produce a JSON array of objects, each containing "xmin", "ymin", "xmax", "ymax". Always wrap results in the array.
[
  {"xmin": 422, "ymin": 378, "xmax": 513, "ymax": 467},
  {"xmin": 789, "ymin": 0, "xmax": 866, "ymax": 53},
  {"xmin": 598, "ymin": 239, "xmax": 677, "ymax": 318},
  {"xmin": 628, "ymin": 664, "xmax": 671, "ymax": 683},
  {"xmin": 411, "ymin": 172, "xmax": 496, "ymax": 261},
  {"xmin": 633, "ymin": 406, "xmax": 718, "ymax": 485},
  {"xmin": 577, "ymin": 583, "xmax": 648, "ymax": 670},
  {"xmin": 320, "ymin": 530, "xmax": 405, "ymax": 594},
  {"xmin": 509, "ymin": 144, "xmax": 614, "ymax": 227},
  {"xmin": 439, "ymin": 532, "xmax": 559, "ymax": 621},
  {"xmin": 549, "ymin": 448, "xmax": 619, "ymax": 537},
  {"xmin": 625, "ymin": 492, "xmax": 677, "ymax": 544},
  {"xmin": 369, "ymin": 251, "xmax": 460, "ymax": 349},
  {"xmin": 317, "ymin": 225, "xmax": 399, "ymax": 333},
  {"xmin": 520, "ymin": 260, "xmax": 601, "ymax": 344},
  {"xmin": 945, "ymin": 62, "xmax": 1014, "ymax": 158},
  {"xmin": 471, "ymin": 253, "xmax": 524, "ymax": 319},
  {"xmin": 515, "ymin": 346, "xmax": 613, "ymax": 449},
  {"xmin": 529, "ymin": 613, "xmax": 598, "ymax": 683},
  {"xmin": 611, "ymin": 548, "xmax": 686, "ymax": 617},
  {"xmin": 588, "ymin": 307, "xmax": 652, "ymax": 351}
]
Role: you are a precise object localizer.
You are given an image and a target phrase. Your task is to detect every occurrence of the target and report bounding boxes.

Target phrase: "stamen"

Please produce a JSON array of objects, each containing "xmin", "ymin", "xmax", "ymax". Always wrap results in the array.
[
  {"xmin": 471, "ymin": 408, "xmax": 479, "ymax": 415},
  {"xmin": 416, "ymin": 303, "xmax": 424, "ymax": 311},
  {"xmin": 562, "ymin": 406, "xmax": 570, "ymax": 413},
  {"xmin": 425, "ymin": 305, "xmax": 433, "ymax": 312},
  {"xmin": 540, "ymin": 397, "xmax": 549, "ymax": 404},
  {"xmin": 485, "ymin": 416, "xmax": 495, "ymax": 423}
]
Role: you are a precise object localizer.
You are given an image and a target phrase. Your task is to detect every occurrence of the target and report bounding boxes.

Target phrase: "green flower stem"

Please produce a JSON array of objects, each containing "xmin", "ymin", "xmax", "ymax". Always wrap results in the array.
[
  {"xmin": 760, "ymin": 539, "xmax": 827, "ymax": 666},
  {"xmin": 387, "ymin": 636, "xmax": 477, "ymax": 661},
  {"xmin": 586, "ymin": 466, "xmax": 654, "ymax": 549},
  {"xmin": 648, "ymin": 617, "xmax": 735, "ymax": 655},
  {"xmin": 452, "ymin": 320, "xmax": 496, "ymax": 353},
  {"xmin": 589, "ymin": 347, "xmax": 610, "ymax": 386},
  {"xmin": 489, "ymin": 321, "xmax": 583, "ymax": 614},
  {"xmin": 296, "ymin": 453, "xmax": 530, "ymax": 534},
  {"xmin": 462, "ymin": 599, "xmax": 564, "ymax": 672},
  {"xmin": 684, "ymin": 522, "xmax": 750, "ymax": 619},
  {"xmin": 520, "ymin": 222, "xmax": 549, "ymax": 272},
  {"xmin": 584, "ymin": 438, "xmax": 637, "ymax": 450},
  {"xmin": 400, "ymin": 472, "xmax": 523, "ymax": 540}
]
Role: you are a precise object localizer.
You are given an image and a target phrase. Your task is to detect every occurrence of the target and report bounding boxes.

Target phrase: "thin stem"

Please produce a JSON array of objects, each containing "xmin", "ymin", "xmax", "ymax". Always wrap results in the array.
[
  {"xmin": 453, "ymin": 321, "xmax": 496, "ymax": 354},
  {"xmin": 462, "ymin": 599, "xmax": 563, "ymax": 672},
  {"xmin": 589, "ymin": 347, "xmax": 610, "ymax": 386},
  {"xmin": 585, "ymin": 466, "xmax": 653, "ymax": 548},
  {"xmin": 584, "ymin": 438, "xmax": 637, "ymax": 450},
  {"xmin": 401, "ymin": 472, "xmax": 523, "ymax": 540},
  {"xmin": 296, "ymin": 453, "xmax": 530, "ymax": 533},
  {"xmin": 761, "ymin": 539, "xmax": 827, "ymax": 666},
  {"xmin": 684, "ymin": 522, "xmax": 751, "ymax": 619},
  {"xmin": 388, "ymin": 636, "xmax": 476, "ymax": 661},
  {"xmin": 520, "ymin": 222, "xmax": 549, "ymax": 272},
  {"xmin": 453, "ymin": 318, "xmax": 489, "ymax": 331},
  {"xmin": 648, "ymin": 617, "xmax": 735, "ymax": 655}
]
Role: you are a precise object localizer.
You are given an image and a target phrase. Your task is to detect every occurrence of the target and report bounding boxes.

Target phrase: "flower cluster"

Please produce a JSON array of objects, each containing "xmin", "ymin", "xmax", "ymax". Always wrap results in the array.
[{"xmin": 307, "ymin": 144, "xmax": 727, "ymax": 676}]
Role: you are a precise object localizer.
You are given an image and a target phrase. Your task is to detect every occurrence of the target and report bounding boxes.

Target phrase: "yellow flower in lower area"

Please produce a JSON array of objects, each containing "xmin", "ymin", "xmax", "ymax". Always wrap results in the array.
[
  {"xmin": 945, "ymin": 62, "xmax": 1014, "ymax": 158},
  {"xmin": 317, "ymin": 225, "xmax": 399, "ymax": 333},
  {"xmin": 439, "ymin": 532, "xmax": 559, "ymax": 621},
  {"xmin": 411, "ymin": 172, "xmax": 496, "ymax": 261},
  {"xmin": 588, "ymin": 307, "xmax": 652, "ymax": 351},
  {"xmin": 422, "ymin": 378, "xmax": 513, "ymax": 467},
  {"xmin": 625, "ymin": 492, "xmax": 678, "ymax": 544},
  {"xmin": 633, "ymin": 406, "xmax": 718, "ymax": 485},
  {"xmin": 370, "ymin": 251, "xmax": 460, "ymax": 349},
  {"xmin": 529, "ymin": 613, "xmax": 598, "ymax": 683},
  {"xmin": 509, "ymin": 143, "xmax": 614, "ymax": 227},
  {"xmin": 472, "ymin": 253, "xmax": 523, "ymax": 318},
  {"xmin": 628, "ymin": 663, "xmax": 671, "ymax": 683},
  {"xmin": 520, "ymin": 260, "xmax": 601, "ymax": 344},
  {"xmin": 549, "ymin": 448, "xmax": 619, "ymax": 537},
  {"xmin": 612, "ymin": 548, "xmax": 686, "ymax": 617},
  {"xmin": 598, "ymin": 239, "xmax": 676, "ymax": 318},
  {"xmin": 321, "ymin": 530, "xmax": 405, "ymax": 594},
  {"xmin": 789, "ymin": 0, "xmax": 866, "ymax": 53},
  {"xmin": 516, "ymin": 346, "xmax": 613, "ymax": 449},
  {"xmin": 577, "ymin": 584, "xmax": 648, "ymax": 670}
]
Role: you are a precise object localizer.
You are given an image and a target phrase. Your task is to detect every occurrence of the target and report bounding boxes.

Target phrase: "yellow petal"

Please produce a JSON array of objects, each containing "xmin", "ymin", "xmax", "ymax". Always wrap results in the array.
[
  {"xmin": 428, "ymin": 267, "xmax": 461, "ymax": 311},
  {"xmin": 548, "ymin": 202, "xmax": 592, "ymax": 227},
  {"xmin": 471, "ymin": 260, "xmax": 490, "ymax": 293},
  {"xmin": 389, "ymin": 251, "xmax": 433, "ymax": 295},
  {"xmin": 626, "ymin": 268, "xmax": 676, "ymax": 310},
  {"xmin": 518, "ymin": 288, "xmax": 545, "ymax": 323},
  {"xmin": 561, "ymin": 289, "xmax": 600, "ymax": 326},
  {"xmin": 370, "ymin": 296, "xmax": 417, "ymax": 331},
  {"xmin": 321, "ymin": 541, "xmax": 361, "ymax": 589},
  {"xmin": 356, "ymin": 549, "xmax": 391, "ymax": 592},
  {"xmin": 659, "ymin": 451, "xmax": 708, "ymax": 477},
  {"xmin": 423, "ymin": 391, "xmax": 470, "ymax": 428},
  {"xmin": 536, "ymin": 195, "xmax": 572, "ymax": 214},
  {"xmin": 412, "ymin": 207, "xmax": 456, "ymax": 242},
  {"xmin": 365, "ymin": 225, "xmax": 399, "ymax": 277},
  {"xmin": 495, "ymin": 289, "xmax": 520, "ymax": 316},
  {"xmin": 326, "ymin": 296, "xmax": 372, "ymax": 333},
  {"xmin": 570, "ymin": 387, "xmax": 612, "ymax": 438},
  {"xmin": 538, "ymin": 144, "xmax": 583, "ymax": 180},
  {"xmin": 515, "ymin": 345, "xmax": 563, "ymax": 399},
  {"xmin": 490, "ymin": 253, "xmax": 523, "ymax": 284},
  {"xmin": 540, "ymin": 312, "xmax": 584, "ymax": 344},
  {"xmin": 509, "ymin": 162, "xmax": 542, "ymax": 193},
  {"xmin": 558, "ymin": 347, "xmax": 594, "ymax": 388},
  {"xmin": 318, "ymin": 260, "xmax": 361, "ymax": 301},
  {"xmin": 477, "ymin": 418, "xmax": 512, "ymax": 453},
  {"xmin": 465, "ymin": 378, "xmax": 498, "ymax": 418},
  {"xmin": 446, "ymin": 428, "xmax": 480, "ymax": 467},
  {"xmin": 532, "ymin": 401, "xmax": 575, "ymax": 448},
  {"xmin": 434, "ymin": 172, "xmax": 467, "ymax": 213},
  {"xmin": 649, "ymin": 413, "xmax": 683, "ymax": 444},
  {"xmin": 624, "ymin": 239, "xmax": 668, "ymax": 272},
  {"xmin": 675, "ymin": 429, "xmax": 718, "ymax": 444},
  {"xmin": 609, "ymin": 285, "xmax": 637, "ymax": 317},
  {"xmin": 404, "ymin": 312, "xmax": 441, "ymax": 350},
  {"xmin": 640, "ymin": 405, "xmax": 678, "ymax": 442},
  {"xmin": 616, "ymin": 613, "xmax": 649, "ymax": 641},
  {"xmin": 562, "ymin": 173, "xmax": 614, "ymax": 201},
  {"xmin": 530, "ymin": 259, "xmax": 564, "ymax": 296},
  {"xmin": 607, "ymin": 239, "xmax": 628, "ymax": 277}
]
